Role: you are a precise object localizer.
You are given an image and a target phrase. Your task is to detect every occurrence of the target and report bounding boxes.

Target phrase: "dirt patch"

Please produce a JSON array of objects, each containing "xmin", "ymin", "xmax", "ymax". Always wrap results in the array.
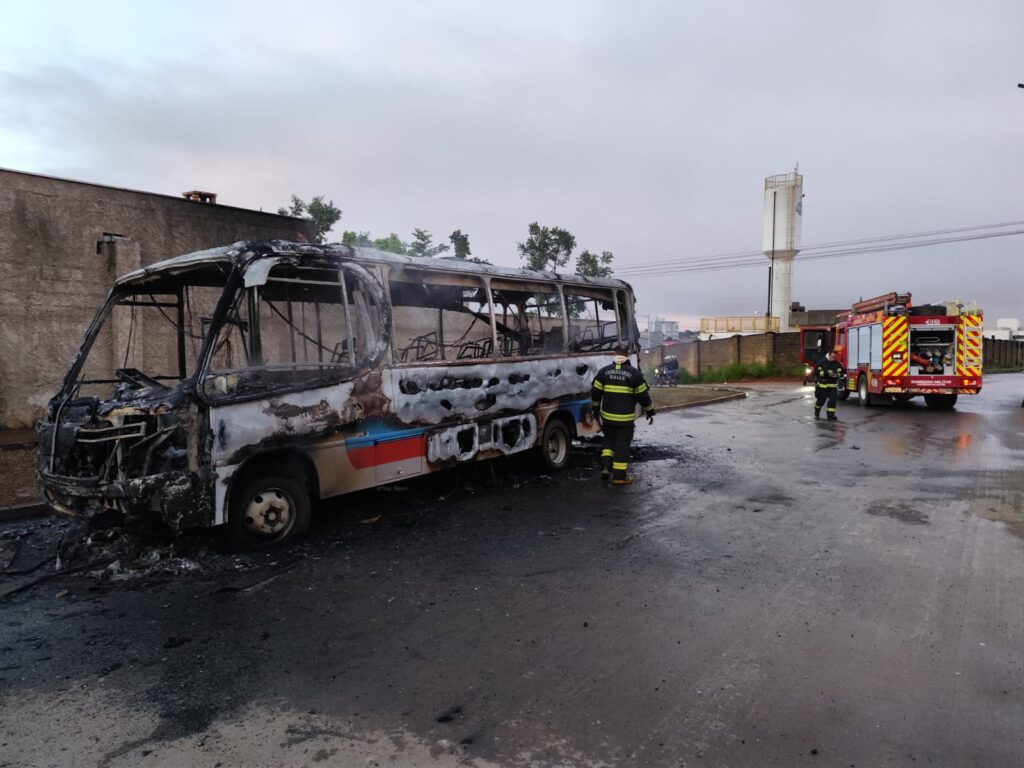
[
  {"xmin": 650, "ymin": 386, "xmax": 744, "ymax": 410},
  {"xmin": 863, "ymin": 502, "xmax": 929, "ymax": 526},
  {"xmin": 0, "ymin": 448, "xmax": 40, "ymax": 509}
]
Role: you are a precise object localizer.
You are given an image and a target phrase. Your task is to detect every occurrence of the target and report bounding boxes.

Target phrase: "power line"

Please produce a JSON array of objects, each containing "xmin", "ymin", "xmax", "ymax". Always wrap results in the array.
[
  {"xmin": 615, "ymin": 219, "xmax": 1024, "ymax": 277},
  {"xmin": 616, "ymin": 225, "xmax": 1024, "ymax": 278}
]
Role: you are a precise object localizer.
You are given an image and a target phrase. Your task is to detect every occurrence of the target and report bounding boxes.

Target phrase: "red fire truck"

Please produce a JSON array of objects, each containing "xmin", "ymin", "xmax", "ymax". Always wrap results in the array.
[{"xmin": 832, "ymin": 292, "xmax": 983, "ymax": 410}]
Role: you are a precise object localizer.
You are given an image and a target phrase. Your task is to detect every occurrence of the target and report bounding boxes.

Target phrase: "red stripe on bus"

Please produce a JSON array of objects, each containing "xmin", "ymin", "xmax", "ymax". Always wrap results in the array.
[{"xmin": 347, "ymin": 436, "xmax": 425, "ymax": 470}]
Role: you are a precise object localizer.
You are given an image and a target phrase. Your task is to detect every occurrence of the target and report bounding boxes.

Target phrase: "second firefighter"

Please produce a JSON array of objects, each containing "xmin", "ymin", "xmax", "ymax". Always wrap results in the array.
[
  {"xmin": 814, "ymin": 349, "xmax": 844, "ymax": 420},
  {"xmin": 591, "ymin": 345, "xmax": 655, "ymax": 485}
]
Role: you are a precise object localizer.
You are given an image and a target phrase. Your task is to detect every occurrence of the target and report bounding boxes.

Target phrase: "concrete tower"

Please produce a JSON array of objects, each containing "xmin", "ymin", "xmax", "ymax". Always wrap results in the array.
[{"xmin": 762, "ymin": 171, "xmax": 803, "ymax": 332}]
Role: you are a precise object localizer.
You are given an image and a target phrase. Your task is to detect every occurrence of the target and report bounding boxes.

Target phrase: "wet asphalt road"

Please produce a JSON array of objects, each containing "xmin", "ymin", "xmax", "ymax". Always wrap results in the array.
[{"xmin": 2, "ymin": 374, "xmax": 1024, "ymax": 767}]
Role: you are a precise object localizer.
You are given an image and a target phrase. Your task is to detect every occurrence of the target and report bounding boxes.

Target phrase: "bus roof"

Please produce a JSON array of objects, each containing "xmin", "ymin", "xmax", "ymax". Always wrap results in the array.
[{"xmin": 116, "ymin": 240, "xmax": 634, "ymax": 291}]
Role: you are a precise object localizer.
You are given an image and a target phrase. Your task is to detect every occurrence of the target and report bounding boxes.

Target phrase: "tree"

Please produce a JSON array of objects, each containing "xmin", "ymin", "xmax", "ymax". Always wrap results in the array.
[
  {"xmin": 408, "ymin": 228, "xmax": 450, "ymax": 258},
  {"xmin": 575, "ymin": 249, "xmax": 614, "ymax": 278},
  {"xmin": 517, "ymin": 222, "xmax": 576, "ymax": 272},
  {"xmin": 372, "ymin": 233, "xmax": 407, "ymax": 254},
  {"xmin": 341, "ymin": 230, "xmax": 373, "ymax": 246},
  {"xmin": 277, "ymin": 194, "xmax": 342, "ymax": 244},
  {"xmin": 449, "ymin": 230, "xmax": 471, "ymax": 259}
]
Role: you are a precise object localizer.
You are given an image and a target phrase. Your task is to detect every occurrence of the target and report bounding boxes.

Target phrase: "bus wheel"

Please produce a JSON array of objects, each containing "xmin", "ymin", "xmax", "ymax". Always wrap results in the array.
[
  {"xmin": 924, "ymin": 394, "xmax": 958, "ymax": 410},
  {"xmin": 858, "ymin": 374, "xmax": 873, "ymax": 407},
  {"xmin": 538, "ymin": 418, "xmax": 571, "ymax": 471},
  {"xmin": 223, "ymin": 473, "xmax": 311, "ymax": 551}
]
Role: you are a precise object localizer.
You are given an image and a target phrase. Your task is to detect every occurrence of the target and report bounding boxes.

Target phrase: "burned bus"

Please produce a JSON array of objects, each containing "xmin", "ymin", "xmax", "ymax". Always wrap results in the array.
[{"xmin": 38, "ymin": 241, "xmax": 639, "ymax": 549}]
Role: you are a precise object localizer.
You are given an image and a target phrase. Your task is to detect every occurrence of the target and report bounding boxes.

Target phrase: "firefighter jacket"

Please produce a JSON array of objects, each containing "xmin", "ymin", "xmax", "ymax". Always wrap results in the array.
[
  {"xmin": 815, "ymin": 357, "xmax": 844, "ymax": 388},
  {"xmin": 591, "ymin": 356, "xmax": 654, "ymax": 424}
]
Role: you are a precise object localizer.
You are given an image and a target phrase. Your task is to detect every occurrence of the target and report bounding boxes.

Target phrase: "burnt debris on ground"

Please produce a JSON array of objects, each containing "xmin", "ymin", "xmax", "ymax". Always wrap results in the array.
[{"xmin": 1, "ymin": 436, "xmax": 692, "ymax": 600}]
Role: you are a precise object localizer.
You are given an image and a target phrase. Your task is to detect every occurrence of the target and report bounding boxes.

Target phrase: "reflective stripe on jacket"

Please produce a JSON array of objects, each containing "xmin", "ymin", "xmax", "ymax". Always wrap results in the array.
[{"xmin": 591, "ymin": 358, "xmax": 653, "ymax": 423}]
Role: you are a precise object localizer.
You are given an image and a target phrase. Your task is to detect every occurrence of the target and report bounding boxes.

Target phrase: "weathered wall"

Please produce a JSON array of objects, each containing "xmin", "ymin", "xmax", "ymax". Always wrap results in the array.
[
  {"xmin": 642, "ymin": 332, "xmax": 804, "ymax": 377},
  {"xmin": 0, "ymin": 169, "xmax": 315, "ymax": 428},
  {"xmin": 983, "ymin": 338, "xmax": 1024, "ymax": 370},
  {"xmin": 644, "ymin": 334, "xmax": 1022, "ymax": 380}
]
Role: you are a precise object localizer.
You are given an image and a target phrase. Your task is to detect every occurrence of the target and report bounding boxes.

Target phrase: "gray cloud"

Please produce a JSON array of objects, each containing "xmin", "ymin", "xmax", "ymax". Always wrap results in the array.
[{"xmin": 2, "ymin": 0, "xmax": 1023, "ymax": 324}]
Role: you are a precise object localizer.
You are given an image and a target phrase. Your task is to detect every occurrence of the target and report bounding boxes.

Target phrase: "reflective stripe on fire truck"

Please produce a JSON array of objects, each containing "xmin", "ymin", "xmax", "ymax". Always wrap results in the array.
[
  {"xmin": 957, "ymin": 314, "xmax": 983, "ymax": 378},
  {"xmin": 882, "ymin": 316, "xmax": 909, "ymax": 377}
]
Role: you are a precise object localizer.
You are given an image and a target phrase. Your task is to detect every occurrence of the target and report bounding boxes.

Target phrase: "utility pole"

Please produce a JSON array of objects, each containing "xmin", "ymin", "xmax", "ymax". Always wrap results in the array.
[{"xmin": 766, "ymin": 189, "xmax": 777, "ymax": 320}]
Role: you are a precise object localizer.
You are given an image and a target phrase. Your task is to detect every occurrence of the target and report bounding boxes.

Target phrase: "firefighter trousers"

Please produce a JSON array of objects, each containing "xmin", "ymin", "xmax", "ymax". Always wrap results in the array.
[
  {"xmin": 600, "ymin": 423, "xmax": 635, "ymax": 481},
  {"xmin": 815, "ymin": 385, "xmax": 837, "ymax": 416}
]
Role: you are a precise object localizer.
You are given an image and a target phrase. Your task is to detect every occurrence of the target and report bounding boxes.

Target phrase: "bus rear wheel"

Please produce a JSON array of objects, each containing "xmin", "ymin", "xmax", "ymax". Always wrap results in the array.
[
  {"xmin": 538, "ymin": 418, "xmax": 571, "ymax": 471},
  {"xmin": 223, "ymin": 472, "xmax": 311, "ymax": 551}
]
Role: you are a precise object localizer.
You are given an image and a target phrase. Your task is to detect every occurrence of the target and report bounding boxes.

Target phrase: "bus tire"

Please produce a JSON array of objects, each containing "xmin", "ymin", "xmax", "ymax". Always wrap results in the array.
[
  {"xmin": 924, "ymin": 394, "xmax": 957, "ymax": 410},
  {"xmin": 222, "ymin": 472, "xmax": 311, "ymax": 551},
  {"xmin": 858, "ymin": 374, "xmax": 873, "ymax": 407},
  {"xmin": 538, "ymin": 417, "xmax": 572, "ymax": 472}
]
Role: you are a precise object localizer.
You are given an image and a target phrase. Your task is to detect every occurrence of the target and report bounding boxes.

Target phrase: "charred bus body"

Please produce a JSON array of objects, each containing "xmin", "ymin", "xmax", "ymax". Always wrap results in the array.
[{"xmin": 38, "ymin": 241, "xmax": 639, "ymax": 548}]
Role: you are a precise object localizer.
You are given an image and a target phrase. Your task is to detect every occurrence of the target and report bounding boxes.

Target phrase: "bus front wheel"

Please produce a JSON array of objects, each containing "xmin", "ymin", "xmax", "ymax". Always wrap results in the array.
[
  {"xmin": 538, "ymin": 418, "xmax": 571, "ymax": 471},
  {"xmin": 223, "ymin": 472, "xmax": 311, "ymax": 551}
]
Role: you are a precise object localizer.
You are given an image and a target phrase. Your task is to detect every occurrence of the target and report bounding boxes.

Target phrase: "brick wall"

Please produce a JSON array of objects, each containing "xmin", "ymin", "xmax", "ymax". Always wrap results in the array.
[{"xmin": 0, "ymin": 169, "xmax": 316, "ymax": 428}]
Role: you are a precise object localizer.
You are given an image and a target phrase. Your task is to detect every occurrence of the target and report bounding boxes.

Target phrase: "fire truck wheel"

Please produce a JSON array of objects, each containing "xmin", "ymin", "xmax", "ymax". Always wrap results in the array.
[
  {"xmin": 838, "ymin": 388, "xmax": 850, "ymax": 401},
  {"xmin": 538, "ymin": 417, "xmax": 572, "ymax": 471},
  {"xmin": 857, "ymin": 374, "xmax": 873, "ymax": 407},
  {"xmin": 924, "ymin": 394, "xmax": 958, "ymax": 410},
  {"xmin": 223, "ymin": 473, "xmax": 311, "ymax": 551}
]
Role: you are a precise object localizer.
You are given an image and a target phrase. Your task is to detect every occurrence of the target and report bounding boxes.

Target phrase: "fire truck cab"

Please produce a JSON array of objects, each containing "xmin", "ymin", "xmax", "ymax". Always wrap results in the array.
[{"xmin": 833, "ymin": 292, "xmax": 983, "ymax": 410}]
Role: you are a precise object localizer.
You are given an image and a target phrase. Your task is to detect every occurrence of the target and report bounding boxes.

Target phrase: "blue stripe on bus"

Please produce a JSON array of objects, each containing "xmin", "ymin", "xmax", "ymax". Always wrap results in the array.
[{"xmin": 345, "ymin": 400, "xmax": 592, "ymax": 448}]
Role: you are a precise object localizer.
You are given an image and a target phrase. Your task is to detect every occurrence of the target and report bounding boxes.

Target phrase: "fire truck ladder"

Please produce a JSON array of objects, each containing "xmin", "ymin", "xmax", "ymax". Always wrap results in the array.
[{"xmin": 851, "ymin": 292, "xmax": 912, "ymax": 315}]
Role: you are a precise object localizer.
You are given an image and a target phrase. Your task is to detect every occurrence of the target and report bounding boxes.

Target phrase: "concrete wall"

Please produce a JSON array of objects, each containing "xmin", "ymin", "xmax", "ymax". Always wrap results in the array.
[
  {"xmin": 641, "ymin": 332, "xmax": 805, "ymax": 377},
  {"xmin": 983, "ymin": 338, "xmax": 1024, "ymax": 370},
  {"xmin": 0, "ymin": 169, "xmax": 315, "ymax": 428},
  {"xmin": 645, "ymin": 334, "xmax": 1024, "ymax": 378}
]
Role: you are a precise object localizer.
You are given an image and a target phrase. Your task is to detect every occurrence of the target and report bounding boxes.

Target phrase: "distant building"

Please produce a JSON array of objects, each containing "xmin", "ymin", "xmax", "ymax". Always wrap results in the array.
[
  {"xmin": 984, "ymin": 318, "xmax": 1023, "ymax": 342},
  {"xmin": 0, "ymin": 167, "xmax": 316, "ymax": 427},
  {"xmin": 789, "ymin": 308, "xmax": 848, "ymax": 328}
]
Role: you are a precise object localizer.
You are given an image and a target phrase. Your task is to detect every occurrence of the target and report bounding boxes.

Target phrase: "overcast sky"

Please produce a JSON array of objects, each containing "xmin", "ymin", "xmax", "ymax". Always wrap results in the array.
[{"xmin": 2, "ymin": 1, "xmax": 1023, "ymax": 328}]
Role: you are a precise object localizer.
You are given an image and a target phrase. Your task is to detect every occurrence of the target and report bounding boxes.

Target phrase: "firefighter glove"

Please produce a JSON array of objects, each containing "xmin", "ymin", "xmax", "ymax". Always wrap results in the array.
[{"xmin": 646, "ymin": 409, "xmax": 655, "ymax": 425}]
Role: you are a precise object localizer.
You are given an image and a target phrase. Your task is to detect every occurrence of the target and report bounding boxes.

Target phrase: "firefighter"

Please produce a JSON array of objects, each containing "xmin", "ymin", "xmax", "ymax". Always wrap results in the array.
[
  {"xmin": 591, "ymin": 345, "xmax": 655, "ymax": 485},
  {"xmin": 814, "ymin": 349, "xmax": 844, "ymax": 420}
]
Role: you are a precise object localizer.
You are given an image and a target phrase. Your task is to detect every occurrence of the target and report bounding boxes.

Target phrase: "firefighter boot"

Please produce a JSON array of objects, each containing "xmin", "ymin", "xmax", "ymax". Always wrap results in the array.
[
  {"xmin": 827, "ymin": 410, "xmax": 837, "ymax": 421},
  {"xmin": 611, "ymin": 475, "xmax": 634, "ymax": 486},
  {"xmin": 814, "ymin": 406, "xmax": 821, "ymax": 419}
]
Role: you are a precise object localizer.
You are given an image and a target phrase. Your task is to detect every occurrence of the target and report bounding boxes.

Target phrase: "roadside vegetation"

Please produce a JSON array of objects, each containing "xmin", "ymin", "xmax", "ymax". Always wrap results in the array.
[{"xmin": 646, "ymin": 361, "xmax": 804, "ymax": 385}]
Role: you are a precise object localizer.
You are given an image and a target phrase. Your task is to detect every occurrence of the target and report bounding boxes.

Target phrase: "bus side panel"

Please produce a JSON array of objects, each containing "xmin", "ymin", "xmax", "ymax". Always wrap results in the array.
[
  {"xmin": 382, "ymin": 354, "xmax": 609, "ymax": 428},
  {"xmin": 209, "ymin": 353, "xmax": 612, "ymax": 521}
]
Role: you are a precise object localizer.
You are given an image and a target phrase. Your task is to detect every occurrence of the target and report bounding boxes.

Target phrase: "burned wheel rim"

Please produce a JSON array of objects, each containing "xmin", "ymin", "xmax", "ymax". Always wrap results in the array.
[
  {"xmin": 545, "ymin": 431, "xmax": 568, "ymax": 465},
  {"xmin": 242, "ymin": 487, "xmax": 295, "ymax": 539},
  {"xmin": 541, "ymin": 420, "xmax": 570, "ymax": 469}
]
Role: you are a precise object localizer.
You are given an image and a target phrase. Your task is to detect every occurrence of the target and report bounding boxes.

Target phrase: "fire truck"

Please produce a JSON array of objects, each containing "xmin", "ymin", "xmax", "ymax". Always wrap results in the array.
[{"xmin": 831, "ymin": 292, "xmax": 983, "ymax": 410}]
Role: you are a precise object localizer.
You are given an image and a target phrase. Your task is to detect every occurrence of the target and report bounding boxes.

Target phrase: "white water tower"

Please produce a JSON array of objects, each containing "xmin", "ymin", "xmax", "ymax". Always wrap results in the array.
[{"xmin": 762, "ymin": 171, "xmax": 803, "ymax": 332}]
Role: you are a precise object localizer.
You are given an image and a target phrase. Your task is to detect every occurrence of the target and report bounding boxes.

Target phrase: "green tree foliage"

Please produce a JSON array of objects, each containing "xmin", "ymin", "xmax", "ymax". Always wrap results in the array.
[
  {"xmin": 373, "ymin": 233, "xmax": 407, "ymax": 254},
  {"xmin": 575, "ymin": 249, "xmax": 614, "ymax": 278},
  {"xmin": 517, "ymin": 222, "xmax": 576, "ymax": 272},
  {"xmin": 449, "ymin": 230, "xmax": 471, "ymax": 259},
  {"xmin": 277, "ymin": 195, "xmax": 342, "ymax": 244},
  {"xmin": 341, "ymin": 231, "xmax": 373, "ymax": 246},
  {"xmin": 408, "ymin": 228, "xmax": 450, "ymax": 258}
]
